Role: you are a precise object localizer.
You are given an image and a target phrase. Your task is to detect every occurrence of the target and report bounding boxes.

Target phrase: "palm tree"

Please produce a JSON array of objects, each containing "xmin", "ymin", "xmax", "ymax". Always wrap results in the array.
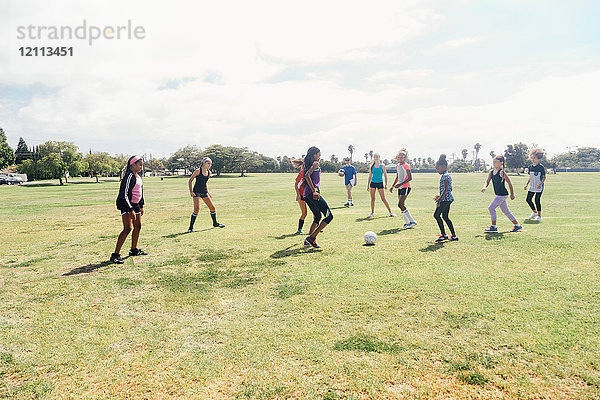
[
  {"xmin": 369, "ymin": 150, "xmax": 373, "ymax": 161},
  {"xmin": 461, "ymin": 149, "xmax": 468, "ymax": 161},
  {"xmin": 364, "ymin": 153, "xmax": 369, "ymax": 163},
  {"xmin": 348, "ymin": 145, "xmax": 355, "ymax": 162},
  {"xmin": 474, "ymin": 143, "xmax": 481, "ymax": 161},
  {"xmin": 489, "ymin": 150, "xmax": 495, "ymax": 159}
]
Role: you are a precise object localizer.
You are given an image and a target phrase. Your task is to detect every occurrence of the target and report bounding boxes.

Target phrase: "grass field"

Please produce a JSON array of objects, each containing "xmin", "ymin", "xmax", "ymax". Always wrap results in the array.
[{"xmin": 1, "ymin": 172, "xmax": 599, "ymax": 399}]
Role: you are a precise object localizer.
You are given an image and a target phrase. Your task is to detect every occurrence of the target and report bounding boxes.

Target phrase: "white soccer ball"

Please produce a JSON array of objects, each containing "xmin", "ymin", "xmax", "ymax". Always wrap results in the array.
[
  {"xmin": 338, "ymin": 168, "xmax": 345, "ymax": 174},
  {"xmin": 364, "ymin": 231, "xmax": 377, "ymax": 245}
]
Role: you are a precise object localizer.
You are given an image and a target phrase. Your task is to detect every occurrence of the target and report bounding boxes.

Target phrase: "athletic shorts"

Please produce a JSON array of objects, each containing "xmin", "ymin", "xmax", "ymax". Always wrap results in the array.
[
  {"xmin": 345, "ymin": 183, "xmax": 354, "ymax": 190},
  {"xmin": 398, "ymin": 187, "xmax": 411, "ymax": 196},
  {"xmin": 194, "ymin": 192, "xmax": 209, "ymax": 198},
  {"xmin": 370, "ymin": 182, "xmax": 384, "ymax": 189},
  {"xmin": 120, "ymin": 202, "xmax": 142, "ymax": 215}
]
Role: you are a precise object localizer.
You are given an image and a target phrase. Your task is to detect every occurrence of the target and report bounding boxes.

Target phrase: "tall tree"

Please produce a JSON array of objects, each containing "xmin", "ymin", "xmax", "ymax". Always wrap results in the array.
[
  {"xmin": 461, "ymin": 148, "xmax": 468, "ymax": 161},
  {"xmin": 369, "ymin": 150, "xmax": 373, "ymax": 161},
  {"xmin": 348, "ymin": 144, "xmax": 355, "ymax": 162},
  {"xmin": 489, "ymin": 150, "xmax": 496, "ymax": 159},
  {"xmin": 474, "ymin": 143, "xmax": 482, "ymax": 161},
  {"xmin": 0, "ymin": 128, "xmax": 16, "ymax": 169},
  {"xmin": 364, "ymin": 153, "xmax": 369, "ymax": 163},
  {"xmin": 15, "ymin": 137, "xmax": 32, "ymax": 164},
  {"xmin": 38, "ymin": 141, "xmax": 82, "ymax": 183},
  {"xmin": 504, "ymin": 143, "xmax": 529, "ymax": 173},
  {"xmin": 85, "ymin": 152, "xmax": 117, "ymax": 182}
]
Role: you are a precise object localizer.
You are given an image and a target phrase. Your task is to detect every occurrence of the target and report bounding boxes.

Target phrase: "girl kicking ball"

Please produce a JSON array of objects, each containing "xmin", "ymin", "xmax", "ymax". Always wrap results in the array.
[
  {"xmin": 366, "ymin": 153, "xmax": 395, "ymax": 218},
  {"xmin": 111, "ymin": 155, "xmax": 147, "ymax": 264},
  {"xmin": 187, "ymin": 157, "xmax": 225, "ymax": 232},
  {"xmin": 292, "ymin": 158, "xmax": 308, "ymax": 233},
  {"xmin": 302, "ymin": 146, "xmax": 333, "ymax": 249},
  {"xmin": 524, "ymin": 148, "xmax": 546, "ymax": 221},
  {"xmin": 390, "ymin": 148, "xmax": 416, "ymax": 228},
  {"xmin": 433, "ymin": 154, "xmax": 458, "ymax": 242},
  {"xmin": 482, "ymin": 155, "xmax": 523, "ymax": 233}
]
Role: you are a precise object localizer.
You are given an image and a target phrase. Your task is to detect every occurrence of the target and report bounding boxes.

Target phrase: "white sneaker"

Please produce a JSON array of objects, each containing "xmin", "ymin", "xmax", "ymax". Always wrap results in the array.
[
  {"xmin": 529, "ymin": 212, "xmax": 538, "ymax": 219},
  {"xmin": 402, "ymin": 223, "xmax": 412, "ymax": 229},
  {"xmin": 367, "ymin": 213, "xmax": 375, "ymax": 218},
  {"xmin": 390, "ymin": 212, "xmax": 397, "ymax": 217},
  {"xmin": 534, "ymin": 215, "xmax": 543, "ymax": 221},
  {"xmin": 409, "ymin": 221, "xmax": 417, "ymax": 227}
]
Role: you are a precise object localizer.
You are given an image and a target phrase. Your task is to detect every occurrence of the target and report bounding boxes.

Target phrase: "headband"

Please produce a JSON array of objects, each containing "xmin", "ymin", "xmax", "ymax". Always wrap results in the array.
[{"xmin": 129, "ymin": 155, "xmax": 142, "ymax": 165}]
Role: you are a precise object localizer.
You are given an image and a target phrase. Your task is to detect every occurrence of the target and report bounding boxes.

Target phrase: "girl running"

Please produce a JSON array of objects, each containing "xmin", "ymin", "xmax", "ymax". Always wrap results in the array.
[
  {"xmin": 292, "ymin": 158, "xmax": 308, "ymax": 233},
  {"xmin": 524, "ymin": 148, "xmax": 546, "ymax": 221},
  {"xmin": 482, "ymin": 155, "xmax": 523, "ymax": 232},
  {"xmin": 389, "ymin": 148, "xmax": 416, "ymax": 229},
  {"xmin": 111, "ymin": 155, "xmax": 147, "ymax": 264},
  {"xmin": 366, "ymin": 153, "xmax": 395, "ymax": 218},
  {"xmin": 302, "ymin": 146, "xmax": 333, "ymax": 248},
  {"xmin": 187, "ymin": 157, "xmax": 225, "ymax": 232},
  {"xmin": 433, "ymin": 154, "xmax": 458, "ymax": 242}
]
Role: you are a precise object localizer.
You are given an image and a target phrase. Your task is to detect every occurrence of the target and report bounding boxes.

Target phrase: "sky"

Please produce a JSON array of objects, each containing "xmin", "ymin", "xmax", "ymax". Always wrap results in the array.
[{"xmin": 1, "ymin": 0, "xmax": 599, "ymax": 162}]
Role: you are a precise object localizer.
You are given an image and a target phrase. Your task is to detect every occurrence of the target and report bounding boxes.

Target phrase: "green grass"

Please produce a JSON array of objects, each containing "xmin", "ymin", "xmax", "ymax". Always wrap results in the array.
[{"xmin": 1, "ymin": 172, "xmax": 599, "ymax": 399}]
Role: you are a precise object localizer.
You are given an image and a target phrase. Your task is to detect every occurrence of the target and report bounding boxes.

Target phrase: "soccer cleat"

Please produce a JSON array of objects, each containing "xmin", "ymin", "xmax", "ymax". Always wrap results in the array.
[
  {"xmin": 510, "ymin": 224, "xmax": 523, "ymax": 232},
  {"xmin": 402, "ymin": 223, "xmax": 412, "ymax": 229},
  {"xmin": 484, "ymin": 226, "xmax": 498, "ymax": 233},
  {"xmin": 296, "ymin": 229, "xmax": 304, "ymax": 234},
  {"xmin": 390, "ymin": 212, "xmax": 397, "ymax": 217},
  {"xmin": 534, "ymin": 216, "xmax": 543, "ymax": 221},
  {"xmin": 213, "ymin": 223, "xmax": 225, "ymax": 228},
  {"xmin": 435, "ymin": 235, "xmax": 448, "ymax": 242},
  {"xmin": 344, "ymin": 202, "xmax": 350, "ymax": 207},
  {"xmin": 350, "ymin": 203, "xmax": 355, "ymax": 207},
  {"xmin": 307, "ymin": 236, "xmax": 321, "ymax": 249},
  {"xmin": 367, "ymin": 213, "xmax": 375, "ymax": 218},
  {"xmin": 187, "ymin": 229, "xmax": 194, "ymax": 233},
  {"xmin": 110, "ymin": 253, "xmax": 124, "ymax": 264},
  {"xmin": 129, "ymin": 248, "xmax": 147, "ymax": 256},
  {"xmin": 449, "ymin": 235, "xmax": 459, "ymax": 241},
  {"xmin": 409, "ymin": 221, "xmax": 417, "ymax": 227},
  {"xmin": 529, "ymin": 212, "xmax": 538, "ymax": 219},
  {"xmin": 304, "ymin": 236, "xmax": 311, "ymax": 247}
]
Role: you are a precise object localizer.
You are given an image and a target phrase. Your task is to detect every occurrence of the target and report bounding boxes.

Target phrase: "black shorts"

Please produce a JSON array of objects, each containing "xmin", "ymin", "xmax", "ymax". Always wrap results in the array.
[
  {"xmin": 194, "ymin": 192, "xmax": 209, "ymax": 198},
  {"xmin": 370, "ymin": 182, "xmax": 384, "ymax": 189},
  {"xmin": 398, "ymin": 187, "xmax": 411, "ymax": 196},
  {"xmin": 120, "ymin": 202, "xmax": 142, "ymax": 215}
]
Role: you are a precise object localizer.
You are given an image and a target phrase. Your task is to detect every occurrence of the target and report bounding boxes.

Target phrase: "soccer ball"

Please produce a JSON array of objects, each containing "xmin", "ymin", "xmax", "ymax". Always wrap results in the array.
[
  {"xmin": 338, "ymin": 168, "xmax": 345, "ymax": 174},
  {"xmin": 364, "ymin": 231, "xmax": 377, "ymax": 245}
]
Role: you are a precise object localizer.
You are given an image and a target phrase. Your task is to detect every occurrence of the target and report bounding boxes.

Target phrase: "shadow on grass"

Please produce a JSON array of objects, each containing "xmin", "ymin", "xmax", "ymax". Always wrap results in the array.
[
  {"xmin": 378, "ymin": 228, "xmax": 403, "ymax": 236},
  {"xmin": 329, "ymin": 206, "xmax": 349, "ymax": 210},
  {"xmin": 270, "ymin": 232, "xmax": 304, "ymax": 240},
  {"xmin": 522, "ymin": 219, "xmax": 541, "ymax": 225},
  {"xmin": 62, "ymin": 259, "xmax": 126, "ymax": 276},
  {"xmin": 270, "ymin": 244, "xmax": 320, "ymax": 258},
  {"xmin": 475, "ymin": 233, "xmax": 507, "ymax": 240},
  {"xmin": 355, "ymin": 216, "xmax": 388, "ymax": 222},
  {"xmin": 419, "ymin": 243, "xmax": 446, "ymax": 252},
  {"xmin": 163, "ymin": 228, "xmax": 212, "ymax": 238}
]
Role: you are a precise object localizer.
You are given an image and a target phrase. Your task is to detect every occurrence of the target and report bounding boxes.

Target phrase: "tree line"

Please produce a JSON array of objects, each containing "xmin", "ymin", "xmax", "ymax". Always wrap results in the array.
[{"xmin": 1, "ymin": 128, "xmax": 598, "ymax": 185}]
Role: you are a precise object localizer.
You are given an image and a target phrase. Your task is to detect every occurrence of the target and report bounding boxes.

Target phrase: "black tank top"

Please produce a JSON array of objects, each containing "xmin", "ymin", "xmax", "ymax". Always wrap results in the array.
[
  {"xmin": 491, "ymin": 169, "xmax": 509, "ymax": 196},
  {"xmin": 193, "ymin": 170, "xmax": 209, "ymax": 194}
]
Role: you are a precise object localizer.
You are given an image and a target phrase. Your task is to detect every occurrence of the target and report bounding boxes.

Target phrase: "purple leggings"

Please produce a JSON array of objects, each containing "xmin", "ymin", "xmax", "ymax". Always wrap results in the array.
[{"xmin": 489, "ymin": 195, "xmax": 515, "ymax": 221}]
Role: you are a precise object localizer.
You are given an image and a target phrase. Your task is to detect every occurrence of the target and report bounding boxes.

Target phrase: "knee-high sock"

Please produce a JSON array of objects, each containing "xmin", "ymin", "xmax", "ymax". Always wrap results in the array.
[
  {"xmin": 210, "ymin": 211, "xmax": 218, "ymax": 226},
  {"xmin": 298, "ymin": 219, "xmax": 305, "ymax": 231},
  {"xmin": 403, "ymin": 209, "xmax": 416, "ymax": 223},
  {"xmin": 189, "ymin": 213, "xmax": 197, "ymax": 230}
]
